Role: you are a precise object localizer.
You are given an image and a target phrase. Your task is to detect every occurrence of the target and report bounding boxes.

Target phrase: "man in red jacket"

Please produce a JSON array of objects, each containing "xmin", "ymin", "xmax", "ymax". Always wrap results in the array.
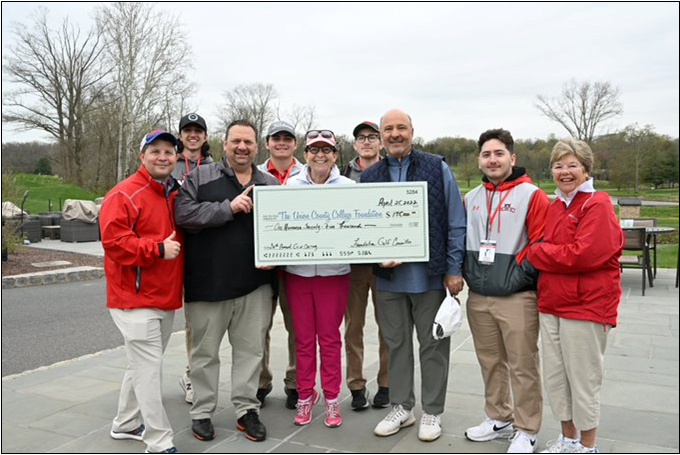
[{"xmin": 99, "ymin": 129, "xmax": 184, "ymax": 454}]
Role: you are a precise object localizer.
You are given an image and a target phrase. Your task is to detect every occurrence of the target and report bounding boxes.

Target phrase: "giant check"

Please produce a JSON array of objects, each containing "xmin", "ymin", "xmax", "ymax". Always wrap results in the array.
[{"xmin": 253, "ymin": 182, "xmax": 429, "ymax": 266}]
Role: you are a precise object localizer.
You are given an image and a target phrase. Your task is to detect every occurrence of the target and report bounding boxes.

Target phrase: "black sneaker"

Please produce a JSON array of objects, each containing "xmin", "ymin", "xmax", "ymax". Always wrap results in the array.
[
  {"xmin": 256, "ymin": 383, "xmax": 273, "ymax": 408},
  {"xmin": 236, "ymin": 409, "xmax": 267, "ymax": 442},
  {"xmin": 350, "ymin": 387, "xmax": 370, "ymax": 411},
  {"xmin": 192, "ymin": 418, "xmax": 215, "ymax": 441},
  {"xmin": 372, "ymin": 386, "xmax": 390, "ymax": 408},
  {"xmin": 284, "ymin": 387, "xmax": 299, "ymax": 410}
]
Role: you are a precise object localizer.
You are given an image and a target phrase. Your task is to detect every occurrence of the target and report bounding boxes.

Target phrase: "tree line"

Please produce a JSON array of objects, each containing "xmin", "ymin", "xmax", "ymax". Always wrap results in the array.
[{"xmin": 3, "ymin": 5, "xmax": 678, "ymax": 193}]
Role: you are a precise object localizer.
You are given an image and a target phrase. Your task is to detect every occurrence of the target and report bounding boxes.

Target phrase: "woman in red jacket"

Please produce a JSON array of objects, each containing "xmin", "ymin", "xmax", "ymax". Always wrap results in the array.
[{"xmin": 527, "ymin": 138, "xmax": 623, "ymax": 454}]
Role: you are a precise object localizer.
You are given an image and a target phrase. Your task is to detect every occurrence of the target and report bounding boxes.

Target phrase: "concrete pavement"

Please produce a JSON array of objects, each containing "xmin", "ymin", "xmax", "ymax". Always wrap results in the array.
[
  {"xmin": 2, "ymin": 265, "xmax": 678, "ymax": 453},
  {"xmin": 2, "ymin": 240, "xmax": 105, "ymax": 289},
  {"xmin": 26, "ymin": 238, "xmax": 104, "ymax": 257}
]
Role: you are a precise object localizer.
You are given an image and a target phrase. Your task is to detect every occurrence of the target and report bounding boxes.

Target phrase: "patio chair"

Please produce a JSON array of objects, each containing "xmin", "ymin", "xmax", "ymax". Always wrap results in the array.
[
  {"xmin": 632, "ymin": 218, "xmax": 658, "ymax": 276},
  {"xmin": 619, "ymin": 227, "xmax": 652, "ymax": 296}
]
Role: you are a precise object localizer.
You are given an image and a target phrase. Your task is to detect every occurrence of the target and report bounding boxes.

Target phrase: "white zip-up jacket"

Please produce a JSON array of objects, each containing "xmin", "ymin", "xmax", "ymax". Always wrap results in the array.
[{"xmin": 285, "ymin": 164, "xmax": 354, "ymax": 277}]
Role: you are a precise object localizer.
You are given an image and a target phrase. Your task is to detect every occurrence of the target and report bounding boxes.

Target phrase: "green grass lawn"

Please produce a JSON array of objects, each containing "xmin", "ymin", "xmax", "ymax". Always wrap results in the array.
[
  {"xmin": 655, "ymin": 244, "xmax": 679, "ymax": 269},
  {"xmin": 6, "ymin": 174, "xmax": 102, "ymax": 215}
]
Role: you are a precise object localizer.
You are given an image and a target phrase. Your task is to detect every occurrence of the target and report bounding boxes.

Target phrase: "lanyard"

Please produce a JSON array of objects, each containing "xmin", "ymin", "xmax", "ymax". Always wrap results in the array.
[
  {"xmin": 281, "ymin": 163, "xmax": 293, "ymax": 185},
  {"xmin": 485, "ymin": 187, "xmax": 513, "ymax": 238},
  {"xmin": 182, "ymin": 153, "xmax": 201, "ymax": 179}
]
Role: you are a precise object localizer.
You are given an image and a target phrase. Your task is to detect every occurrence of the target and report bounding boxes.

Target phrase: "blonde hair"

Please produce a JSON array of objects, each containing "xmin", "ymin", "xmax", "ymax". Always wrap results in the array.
[{"xmin": 550, "ymin": 137, "xmax": 594, "ymax": 174}]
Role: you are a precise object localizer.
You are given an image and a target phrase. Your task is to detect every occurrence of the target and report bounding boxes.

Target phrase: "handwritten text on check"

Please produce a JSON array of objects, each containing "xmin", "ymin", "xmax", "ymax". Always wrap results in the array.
[{"xmin": 253, "ymin": 182, "xmax": 429, "ymax": 266}]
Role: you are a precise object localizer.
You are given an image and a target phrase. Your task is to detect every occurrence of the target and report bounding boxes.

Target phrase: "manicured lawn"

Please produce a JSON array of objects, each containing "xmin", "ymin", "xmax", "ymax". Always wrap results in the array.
[
  {"xmin": 655, "ymin": 244, "xmax": 679, "ymax": 269},
  {"xmin": 6, "ymin": 174, "xmax": 102, "ymax": 215}
]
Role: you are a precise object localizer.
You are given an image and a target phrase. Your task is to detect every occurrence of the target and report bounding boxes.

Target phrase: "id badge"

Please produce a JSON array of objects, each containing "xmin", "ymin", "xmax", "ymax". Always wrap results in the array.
[{"xmin": 479, "ymin": 240, "xmax": 497, "ymax": 265}]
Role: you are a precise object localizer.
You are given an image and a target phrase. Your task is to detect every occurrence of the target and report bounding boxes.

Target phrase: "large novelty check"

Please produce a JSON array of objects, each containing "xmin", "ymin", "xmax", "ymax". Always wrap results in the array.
[{"xmin": 253, "ymin": 182, "xmax": 429, "ymax": 266}]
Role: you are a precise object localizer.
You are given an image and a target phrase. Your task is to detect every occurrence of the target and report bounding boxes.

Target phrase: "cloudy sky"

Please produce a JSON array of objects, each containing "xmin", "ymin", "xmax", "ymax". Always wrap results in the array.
[{"xmin": 2, "ymin": 2, "xmax": 678, "ymax": 143}]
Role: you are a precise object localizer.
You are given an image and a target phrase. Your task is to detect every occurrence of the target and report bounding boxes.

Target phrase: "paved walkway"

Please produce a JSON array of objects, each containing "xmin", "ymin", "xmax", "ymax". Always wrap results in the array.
[
  {"xmin": 2, "ymin": 265, "xmax": 678, "ymax": 453},
  {"xmin": 27, "ymin": 238, "xmax": 104, "ymax": 257}
]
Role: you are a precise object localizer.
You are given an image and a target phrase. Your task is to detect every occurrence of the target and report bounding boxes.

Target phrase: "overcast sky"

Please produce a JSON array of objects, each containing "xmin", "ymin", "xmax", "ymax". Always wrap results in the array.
[{"xmin": 2, "ymin": 2, "xmax": 679, "ymax": 144}]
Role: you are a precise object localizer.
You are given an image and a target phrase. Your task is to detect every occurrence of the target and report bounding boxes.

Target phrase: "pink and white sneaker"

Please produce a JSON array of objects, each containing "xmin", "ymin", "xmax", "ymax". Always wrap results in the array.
[
  {"xmin": 294, "ymin": 389, "xmax": 320, "ymax": 426},
  {"xmin": 324, "ymin": 399, "xmax": 342, "ymax": 428}
]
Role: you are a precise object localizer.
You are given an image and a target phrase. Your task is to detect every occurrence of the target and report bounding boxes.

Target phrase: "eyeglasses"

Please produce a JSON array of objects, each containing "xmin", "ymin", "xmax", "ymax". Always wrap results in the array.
[
  {"xmin": 356, "ymin": 134, "xmax": 380, "ymax": 143},
  {"xmin": 306, "ymin": 130, "xmax": 335, "ymax": 141},
  {"xmin": 306, "ymin": 146, "xmax": 335, "ymax": 155}
]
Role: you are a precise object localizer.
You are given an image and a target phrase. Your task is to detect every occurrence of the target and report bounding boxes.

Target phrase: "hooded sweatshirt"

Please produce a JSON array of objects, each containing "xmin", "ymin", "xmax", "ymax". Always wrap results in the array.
[{"xmin": 463, "ymin": 167, "xmax": 549, "ymax": 296}]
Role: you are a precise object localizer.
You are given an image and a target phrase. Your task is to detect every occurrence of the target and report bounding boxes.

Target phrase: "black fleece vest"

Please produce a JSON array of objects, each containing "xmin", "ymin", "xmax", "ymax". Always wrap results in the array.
[{"xmin": 361, "ymin": 148, "xmax": 448, "ymax": 276}]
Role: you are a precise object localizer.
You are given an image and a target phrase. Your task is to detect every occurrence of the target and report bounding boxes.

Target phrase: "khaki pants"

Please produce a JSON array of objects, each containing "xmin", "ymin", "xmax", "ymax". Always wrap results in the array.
[
  {"xmin": 185, "ymin": 284, "xmax": 273, "ymax": 419},
  {"xmin": 344, "ymin": 264, "xmax": 389, "ymax": 391},
  {"xmin": 110, "ymin": 308, "xmax": 175, "ymax": 453},
  {"xmin": 260, "ymin": 276, "xmax": 296, "ymax": 390},
  {"xmin": 184, "ymin": 319, "xmax": 192, "ymax": 376},
  {"xmin": 466, "ymin": 290, "xmax": 543, "ymax": 434},
  {"xmin": 540, "ymin": 314, "xmax": 609, "ymax": 431}
]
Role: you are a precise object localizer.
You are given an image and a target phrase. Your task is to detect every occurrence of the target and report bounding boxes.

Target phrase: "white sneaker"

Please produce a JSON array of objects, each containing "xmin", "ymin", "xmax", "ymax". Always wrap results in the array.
[
  {"xmin": 374, "ymin": 405, "xmax": 416, "ymax": 437},
  {"xmin": 179, "ymin": 372, "xmax": 194, "ymax": 404},
  {"xmin": 573, "ymin": 443, "xmax": 599, "ymax": 454},
  {"xmin": 540, "ymin": 434, "xmax": 580, "ymax": 453},
  {"xmin": 466, "ymin": 417, "xmax": 514, "ymax": 442},
  {"xmin": 508, "ymin": 430, "xmax": 538, "ymax": 453},
  {"xmin": 418, "ymin": 413, "xmax": 442, "ymax": 442}
]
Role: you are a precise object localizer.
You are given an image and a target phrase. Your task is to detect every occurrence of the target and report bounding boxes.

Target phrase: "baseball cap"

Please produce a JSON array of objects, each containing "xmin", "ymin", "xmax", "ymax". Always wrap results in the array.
[
  {"xmin": 139, "ymin": 129, "xmax": 178, "ymax": 152},
  {"xmin": 179, "ymin": 113, "xmax": 207, "ymax": 132},
  {"xmin": 352, "ymin": 120, "xmax": 379, "ymax": 138},
  {"xmin": 267, "ymin": 120, "xmax": 296, "ymax": 138},
  {"xmin": 305, "ymin": 130, "xmax": 337, "ymax": 148}
]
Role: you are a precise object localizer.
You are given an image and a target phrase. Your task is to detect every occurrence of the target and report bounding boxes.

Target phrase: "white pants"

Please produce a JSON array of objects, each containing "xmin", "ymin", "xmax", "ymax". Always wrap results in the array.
[
  {"xmin": 110, "ymin": 307, "xmax": 175, "ymax": 452},
  {"xmin": 540, "ymin": 314, "xmax": 609, "ymax": 431}
]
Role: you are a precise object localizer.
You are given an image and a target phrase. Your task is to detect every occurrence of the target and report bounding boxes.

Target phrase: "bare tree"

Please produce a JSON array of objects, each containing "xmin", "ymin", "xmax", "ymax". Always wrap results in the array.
[
  {"xmin": 278, "ymin": 103, "xmax": 317, "ymax": 139},
  {"xmin": 2, "ymin": 8, "xmax": 109, "ymax": 185},
  {"xmin": 622, "ymin": 123, "xmax": 655, "ymax": 193},
  {"xmin": 96, "ymin": 2, "xmax": 195, "ymax": 180},
  {"xmin": 535, "ymin": 79, "xmax": 623, "ymax": 143},
  {"xmin": 217, "ymin": 83, "xmax": 278, "ymax": 163}
]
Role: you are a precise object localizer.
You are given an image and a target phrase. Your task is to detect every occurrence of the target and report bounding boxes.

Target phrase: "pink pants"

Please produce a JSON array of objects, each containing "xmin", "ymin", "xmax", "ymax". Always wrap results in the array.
[{"xmin": 285, "ymin": 272, "xmax": 349, "ymax": 402}]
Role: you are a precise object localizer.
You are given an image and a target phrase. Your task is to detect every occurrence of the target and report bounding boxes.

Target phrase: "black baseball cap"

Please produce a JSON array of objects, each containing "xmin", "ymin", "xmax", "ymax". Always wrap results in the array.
[{"xmin": 179, "ymin": 113, "xmax": 207, "ymax": 132}]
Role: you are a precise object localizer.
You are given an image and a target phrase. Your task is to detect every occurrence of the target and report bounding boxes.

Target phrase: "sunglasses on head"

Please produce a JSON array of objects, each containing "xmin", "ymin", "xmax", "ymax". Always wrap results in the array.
[{"xmin": 306, "ymin": 130, "xmax": 335, "ymax": 141}]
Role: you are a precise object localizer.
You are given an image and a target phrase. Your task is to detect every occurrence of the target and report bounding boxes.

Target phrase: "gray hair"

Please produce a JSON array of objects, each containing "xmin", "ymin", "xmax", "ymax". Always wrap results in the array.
[{"xmin": 550, "ymin": 137, "xmax": 594, "ymax": 174}]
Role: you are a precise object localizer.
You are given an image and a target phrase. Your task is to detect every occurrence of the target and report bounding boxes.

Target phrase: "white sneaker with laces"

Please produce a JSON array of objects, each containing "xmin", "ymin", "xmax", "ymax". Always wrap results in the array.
[
  {"xmin": 180, "ymin": 372, "xmax": 194, "ymax": 404},
  {"xmin": 418, "ymin": 413, "xmax": 442, "ymax": 441},
  {"xmin": 573, "ymin": 443, "xmax": 599, "ymax": 454},
  {"xmin": 508, "ymin": 430, "xmax": 538, "ymax": 453},
  {"xmin": 374, "ymin": 405, "xmax": 416, "ymax": 436},
  {"xmin": 466, "ymin": 417, "xmax": 514, "ymax": 442},
  {"xmin": 540, "ymin": 434, "xmax": 580, "ymax": 453}
]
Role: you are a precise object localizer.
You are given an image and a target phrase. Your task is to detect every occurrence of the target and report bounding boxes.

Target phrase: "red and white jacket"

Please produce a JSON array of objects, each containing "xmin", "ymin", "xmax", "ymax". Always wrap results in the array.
[
  {"xmin": 99, "ymin": 165, "xmax": 183, "ymax": 311},
  {"xmin": 528, "ymin": 183, "xmax": 624, "ymax": 326}
]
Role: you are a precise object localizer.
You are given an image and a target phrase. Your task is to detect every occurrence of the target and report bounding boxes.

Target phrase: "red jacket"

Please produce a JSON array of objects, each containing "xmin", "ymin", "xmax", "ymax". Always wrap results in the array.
[
  {"xmin": 527, "ymin": 191, "xmax": 623, "ymax": 326},
  {"xmin": 100, "ymin": 165, "xmax": 183, "ymax": 311}
]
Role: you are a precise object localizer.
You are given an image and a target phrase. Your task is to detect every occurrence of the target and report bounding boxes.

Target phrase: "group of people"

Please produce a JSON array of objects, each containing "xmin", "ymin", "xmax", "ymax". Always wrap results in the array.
[{"xmin": 99, "ymin": 108, "xmax": 624, "ymax": 454}]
